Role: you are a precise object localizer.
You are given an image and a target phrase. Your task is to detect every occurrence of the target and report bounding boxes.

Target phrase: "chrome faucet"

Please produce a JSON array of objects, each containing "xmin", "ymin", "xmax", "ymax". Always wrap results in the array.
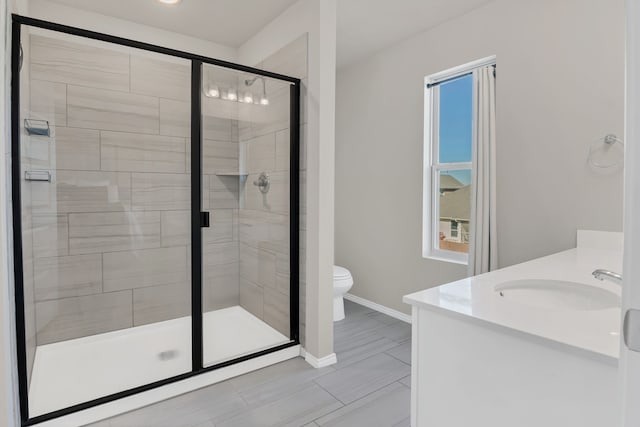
[{"xmin": 592, "ymin": 269, "xmax": 623, "ymax": 285}]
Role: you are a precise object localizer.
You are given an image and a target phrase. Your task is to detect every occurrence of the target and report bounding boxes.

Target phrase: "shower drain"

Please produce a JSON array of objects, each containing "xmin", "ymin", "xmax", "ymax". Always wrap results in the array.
[{"xmin": 158, "ymin": 350, "xmax": 179, "ymax": 361}]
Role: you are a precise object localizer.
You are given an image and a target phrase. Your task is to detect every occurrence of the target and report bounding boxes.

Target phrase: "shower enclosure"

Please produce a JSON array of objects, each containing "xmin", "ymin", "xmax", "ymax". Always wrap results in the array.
[{"xmin": 11, "ymin": 15, "xmax": 300, "ymax": 425}]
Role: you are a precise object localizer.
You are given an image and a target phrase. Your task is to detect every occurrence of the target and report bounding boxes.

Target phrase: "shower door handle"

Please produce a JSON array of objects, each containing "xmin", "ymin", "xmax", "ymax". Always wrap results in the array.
[{"xmin": 200, "ymin": 212, "xmax": 210, "ymax": 228}]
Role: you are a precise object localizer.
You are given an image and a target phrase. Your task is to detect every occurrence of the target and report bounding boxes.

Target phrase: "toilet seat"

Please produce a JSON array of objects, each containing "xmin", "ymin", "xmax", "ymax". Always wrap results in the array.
[{"xmin": 333, "ymin": 265, "xmax": 351, "ymax": 280}]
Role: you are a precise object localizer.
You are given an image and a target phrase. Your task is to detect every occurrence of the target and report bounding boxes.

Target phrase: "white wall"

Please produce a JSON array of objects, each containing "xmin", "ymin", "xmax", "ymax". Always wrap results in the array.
[
  {"xmin": 239, "ymin": 0, "xmax": 337, "ymax": 361},
  {"xmin": 335, "ymin": 0, "xmax": 625, "ymax": 314},
  {"xmin": 27, "ymin": 0, "xmax": 236, "ymax": 61}
]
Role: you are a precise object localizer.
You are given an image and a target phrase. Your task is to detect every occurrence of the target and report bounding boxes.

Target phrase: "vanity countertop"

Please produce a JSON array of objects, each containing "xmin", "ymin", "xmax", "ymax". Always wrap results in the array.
[{"xmin": 404, "ymin": 235, "xmax": 623, "ymax": 360}]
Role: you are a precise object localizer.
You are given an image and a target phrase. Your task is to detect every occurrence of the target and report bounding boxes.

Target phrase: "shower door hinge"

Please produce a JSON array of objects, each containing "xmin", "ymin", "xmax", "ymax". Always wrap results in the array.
[{"xmin": 200, "ymin": 212, "xmax": 210, "ymax": 228}]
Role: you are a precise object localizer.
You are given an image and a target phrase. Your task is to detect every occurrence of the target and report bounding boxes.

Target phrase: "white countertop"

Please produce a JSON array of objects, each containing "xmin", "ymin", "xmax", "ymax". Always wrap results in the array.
[{"xmin": 404, "ymin": 244, "xmax": 623, "ymax": 360}]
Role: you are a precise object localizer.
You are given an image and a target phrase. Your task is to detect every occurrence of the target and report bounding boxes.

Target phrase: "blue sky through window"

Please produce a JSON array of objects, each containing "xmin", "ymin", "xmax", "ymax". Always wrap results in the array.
[{"xmin": 438, "ymin": 74, "xmax": 473, "ymax": 185}]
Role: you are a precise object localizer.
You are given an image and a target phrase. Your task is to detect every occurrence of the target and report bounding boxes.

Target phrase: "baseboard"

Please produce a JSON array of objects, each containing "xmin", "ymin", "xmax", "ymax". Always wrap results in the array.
[
  {"xmin": 344, "ymin": 293, "xmax": 412, "ymax": 324},
  {"xmin": 300, "ymin": 348, "xmax": 337, "ymax": 368}
]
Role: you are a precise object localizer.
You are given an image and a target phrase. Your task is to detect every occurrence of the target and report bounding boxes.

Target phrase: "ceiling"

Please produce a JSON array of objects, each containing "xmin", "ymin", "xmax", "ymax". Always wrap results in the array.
[
  {"xmin": 43, "ymin": 0, "xmax": 299, "ymax": 48},
  {"xmin": 336, "ymin": 0, "xmax": 493, "ymax": 68},
  {"xmin": 42, "ymin": 0, "xmax": 494, "ymax": 68}
]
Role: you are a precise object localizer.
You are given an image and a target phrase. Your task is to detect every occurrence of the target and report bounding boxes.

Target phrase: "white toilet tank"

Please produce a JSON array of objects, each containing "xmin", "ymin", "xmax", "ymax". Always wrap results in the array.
[{"xmin": 333, "ymin": 265, "xmax": 353, "ymax": 321}]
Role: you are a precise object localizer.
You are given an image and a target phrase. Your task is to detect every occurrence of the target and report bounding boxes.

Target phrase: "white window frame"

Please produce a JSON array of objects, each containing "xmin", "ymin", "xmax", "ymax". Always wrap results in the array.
[
  {"xmin": 451, "ymin": 221, "xmax": 459, "ymax": 239},
  {"xmin": 422, "ymin": 56, "xmax": 496, "ymax": 264}
]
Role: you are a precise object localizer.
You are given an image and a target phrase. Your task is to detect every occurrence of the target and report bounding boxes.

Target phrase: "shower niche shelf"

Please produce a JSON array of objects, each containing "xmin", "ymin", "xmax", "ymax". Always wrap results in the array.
[
  {"xmin": 24, "ymin": 118, "xmax": 50, "ymax": 136},
  {"xmin": 215, "ymin": 172, "xmax": 248, "ymax": 177}
]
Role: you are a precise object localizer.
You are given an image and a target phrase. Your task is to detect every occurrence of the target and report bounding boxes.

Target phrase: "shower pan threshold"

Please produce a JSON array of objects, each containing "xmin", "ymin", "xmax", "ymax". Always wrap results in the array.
[{"xmin": 29, "ymin": 306, "xmax": 290, "ymax": 419}]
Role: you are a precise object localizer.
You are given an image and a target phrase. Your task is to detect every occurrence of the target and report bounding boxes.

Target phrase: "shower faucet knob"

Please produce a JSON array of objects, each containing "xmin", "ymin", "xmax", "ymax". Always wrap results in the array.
[{"xmin": 253, "ymin": 172, "xmax": 270, "ymax": 194}]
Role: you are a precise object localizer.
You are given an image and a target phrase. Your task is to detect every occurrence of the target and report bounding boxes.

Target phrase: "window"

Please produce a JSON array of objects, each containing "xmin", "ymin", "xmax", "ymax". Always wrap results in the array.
[
  {"xmin": 451, "ymin": 221, "xmax": 459, "ymax": 238},
  {"xmin": 423, "ymin": 57, "xmax": 495, "ymax": 264}
]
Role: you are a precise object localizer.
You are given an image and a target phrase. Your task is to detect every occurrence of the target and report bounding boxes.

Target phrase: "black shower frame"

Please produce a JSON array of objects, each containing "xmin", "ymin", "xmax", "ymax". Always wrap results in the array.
[{"xmin": 10, "ymin": 14, "xmax": 301, "ymax": 426}]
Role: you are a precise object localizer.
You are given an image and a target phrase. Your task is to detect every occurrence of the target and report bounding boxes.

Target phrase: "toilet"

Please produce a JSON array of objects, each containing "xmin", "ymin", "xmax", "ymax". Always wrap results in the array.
[{"xmin": 333, "ymin": 265, "xmax": 353, "ymax": 321}]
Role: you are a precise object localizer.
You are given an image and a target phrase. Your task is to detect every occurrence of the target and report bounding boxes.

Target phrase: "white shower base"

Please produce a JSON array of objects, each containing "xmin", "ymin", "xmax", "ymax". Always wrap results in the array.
[{"xmin": 29, "ymin": 306, "xmax": 289, "ymax": 417}]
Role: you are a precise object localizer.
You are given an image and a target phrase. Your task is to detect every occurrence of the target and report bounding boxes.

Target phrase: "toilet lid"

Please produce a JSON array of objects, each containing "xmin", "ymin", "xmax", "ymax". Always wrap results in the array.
[{"xmin": 333, "ymin": 265, "xmax": 351, "ymax": 279}]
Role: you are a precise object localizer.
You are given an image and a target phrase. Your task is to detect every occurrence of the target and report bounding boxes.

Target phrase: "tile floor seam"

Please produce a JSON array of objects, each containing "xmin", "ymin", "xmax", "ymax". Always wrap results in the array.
[
  {"xmin": 312, "ymin": 370, "xmax": 404, "ymax": 409},
  {"xmin": 395, "ymin": 379, "xmax": 410, "ymax": 389},
  {"xmin": 311, "ymin": 377, "xmax": 349, "ymax": 406},
  {"xmin": 383, "ymin": 350, "xmax": 411, "ymax": 366}
]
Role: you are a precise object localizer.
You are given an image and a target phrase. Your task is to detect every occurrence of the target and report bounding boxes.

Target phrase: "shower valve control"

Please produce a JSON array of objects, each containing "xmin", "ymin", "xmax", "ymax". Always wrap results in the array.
[{"xmin": 253, "ymin": 172, "xmax": 270, "ymax": 194}]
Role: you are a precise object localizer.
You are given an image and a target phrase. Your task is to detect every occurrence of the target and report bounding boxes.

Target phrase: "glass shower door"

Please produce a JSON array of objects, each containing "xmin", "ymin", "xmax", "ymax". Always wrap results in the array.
[
  {"xmin": 201, "ymin": 63, "xmax": 293, "ymax": 367},
  {"xmin": 14, "ymin": 15, "xmax": 300, "ymax": 424},
  {"xmin": 20, "ymin": 27, "xmax": 193, "ymax": 417}
]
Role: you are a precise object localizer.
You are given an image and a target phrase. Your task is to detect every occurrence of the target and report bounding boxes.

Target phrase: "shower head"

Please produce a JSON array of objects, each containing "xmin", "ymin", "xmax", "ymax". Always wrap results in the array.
[
  {"xmin": 243, "ymin": 76, "xmax": 269, "ymax": 105},
  {"xmin": 245, "ymin": 76, "xmax": 261, "ymax": 86}
]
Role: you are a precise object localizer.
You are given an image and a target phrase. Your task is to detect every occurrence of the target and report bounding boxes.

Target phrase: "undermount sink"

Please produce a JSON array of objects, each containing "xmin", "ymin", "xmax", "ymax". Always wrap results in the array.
[{"xmin": 494, "ymin": 279, "xmax": 620, "ymax": 311}]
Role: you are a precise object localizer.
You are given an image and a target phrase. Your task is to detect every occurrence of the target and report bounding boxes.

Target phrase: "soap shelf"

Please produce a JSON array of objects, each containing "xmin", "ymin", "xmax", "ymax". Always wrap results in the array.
[
  {"xmin": 24, "ymin": 118, "xmax": 50, "ymax": 137},
  {"xmin": 215, "ymin": 172, "xmax": 248, "ymax": 177},
  {"xmin": 25, "ymin": 170, "xmax": 51, "ymax": 182}
]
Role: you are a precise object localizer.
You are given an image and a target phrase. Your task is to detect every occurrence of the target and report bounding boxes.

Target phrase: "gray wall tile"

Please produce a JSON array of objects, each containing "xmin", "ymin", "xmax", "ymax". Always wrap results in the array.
[
  {"xmin": 203, "ymin": 115, "xmax": 234, "ymax": 141},
  {"xmin": 40, "ymin": 170, "xmax": 131, "ymax": 213},
  {"xmin": 30, "ymin": 79, "xmax": 67, "ymax": 126},
  {"xmin": 54, "ymin": 127, "xmax": 101, "ymax": 171},
  {"xmin": 245, "ymin": 133, "xmax": 276, "ymax": 174},
  {"xmin": 210, "ymin": 175, "xmax": 239, "ymax": 209},
  {"xmin": 204, "ymin": 262, "xmax": 240, "ymax": 311},
  {"xmin": 32, "ymin": 214, "xmax": 68, "ymax": 258},
  {"xmin": 103, "ymin": 246, "xmax": 188, "ymax": 292},
  {"xmin": 275, "ymin": 250, "xmax": 291, "ymax": 296},
  {"xmin": 31, "ymin": 35, "xmax": 130, "ymax": 91},
  {"xmin": 275, "ymin": 129, "xmax": 290, "ymax": 172},
  {"xmin": 35, "ymin": 290, "xmax": 133, "ymax": 344},
  {"xmin": 34, "ymin": 254, "xmax": 102, "ymax": 302},
  {"xmin": 203, "ymin": 139, "xmax": 238, "ymax": 174},
  {"xmin": 263, "ymin": 287, "xmax": 290, "ymax": 337},
  {"xmin": 160, "ymin": 210, "xmax": 190, "ymax": 247},
  {"xmin": 204, "ymin": 241, "xmax": 239, "ymax": 266},
  {"xmin": 68, "ymin": 211, "xmax": 160, "ymax": 254},
  {"xmin": 132, "ymin": 173, "xmax": 190, "ymax": 211},
  {"xmin": 239, "ymin": 278, "xmax": 263, "ymax": 319},
  {"xmin": 24, "ymin": 136, "xmax": 54, "ymax": 170},
  {"xmin": 203, "ymin": 209, "xmax": 234, "ymax": 244},
  {"xmin": 68, "ymin": 85, "xmax": 159, "ymax": 134},
  {"xmin": 238, "ymin": 210, "xmax": 288, "ymax": 249},
  {"xmin": 240, "ymin": 243, "xmax": 276, "ymax": 289},
  {"xmin": 159, "ymin": 99, "xmax": 189, "ymax": 137},
  {"xmin": 101, "ymin": 131, "xmax": 186, "ymax": 173},
  {"xmin": 202, "ymin": 174, "xmax": 211, "ymax": 209},
  {"xmin": 130, "ymin": 55, "xmax": 190, "ymax": 102},
  {"xmin": 133, "ymin": 282, "xmax": 190, "ymax": 326}
]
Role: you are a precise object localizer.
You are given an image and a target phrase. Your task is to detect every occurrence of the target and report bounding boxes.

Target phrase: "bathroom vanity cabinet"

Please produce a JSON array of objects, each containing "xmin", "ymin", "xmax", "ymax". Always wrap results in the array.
[{"xmin": 404, "ymin": 231, "xmax": 622, "ymax": 427}]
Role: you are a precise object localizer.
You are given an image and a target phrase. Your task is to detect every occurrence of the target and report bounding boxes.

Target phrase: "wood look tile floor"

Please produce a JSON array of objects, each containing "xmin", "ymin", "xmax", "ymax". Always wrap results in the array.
[{"xmin": 88, "ymin": 300, "xmax": 412, "ymax": 427}]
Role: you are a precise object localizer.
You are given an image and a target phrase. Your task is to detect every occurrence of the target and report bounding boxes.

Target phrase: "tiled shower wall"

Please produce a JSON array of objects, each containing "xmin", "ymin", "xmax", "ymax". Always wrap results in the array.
[
  {"xmin": 26, "ymin": 32, "xmax": 240, "ymax": 345},
  {"xmin": 238, "ymin": 35, "xmax": 308, "ymax": 339},
  {"xmin": 20, "ymin": 31, "xmax": 37, "ymax": 385}
]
